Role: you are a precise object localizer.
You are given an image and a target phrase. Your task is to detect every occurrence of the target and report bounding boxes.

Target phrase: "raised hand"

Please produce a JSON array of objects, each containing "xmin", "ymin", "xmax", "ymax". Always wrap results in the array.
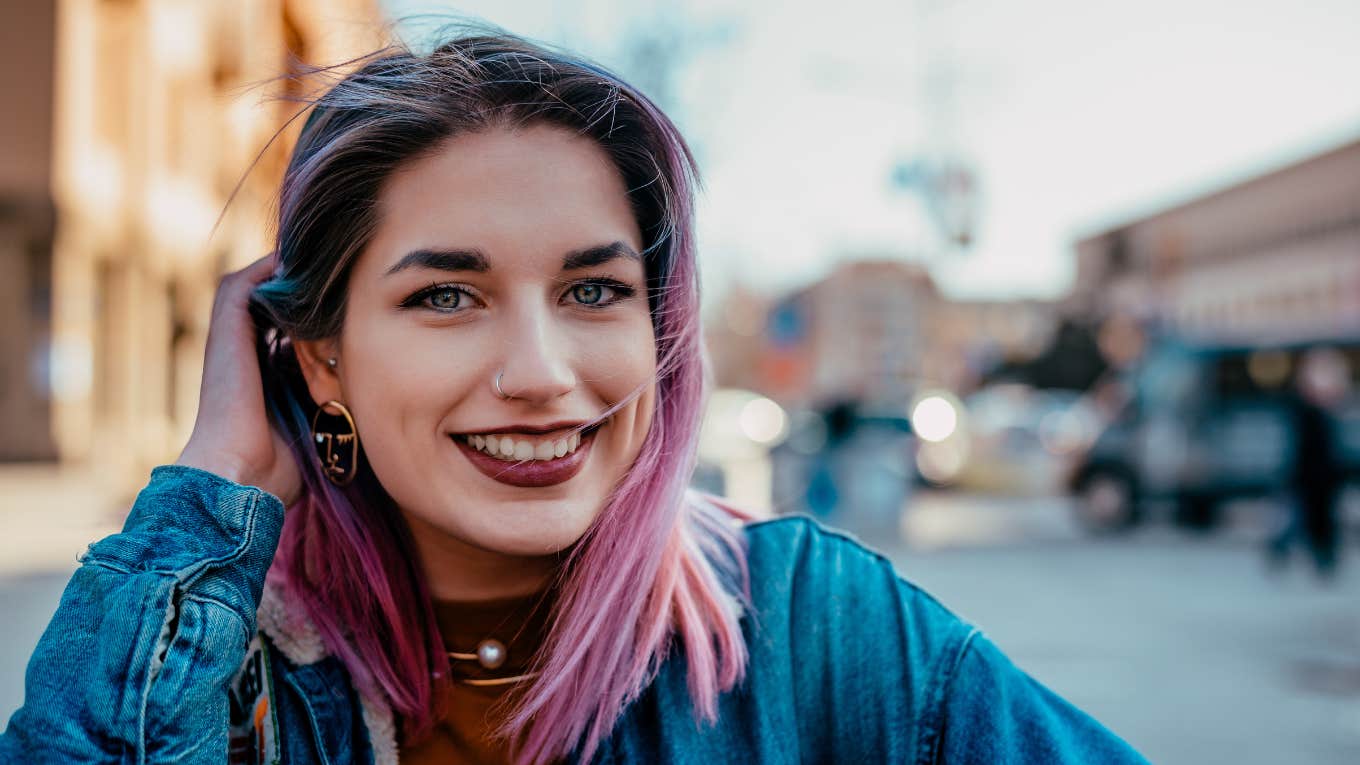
[{"xmin": 175, "ymin": 253, "xmax": 302, "ymax": 505}]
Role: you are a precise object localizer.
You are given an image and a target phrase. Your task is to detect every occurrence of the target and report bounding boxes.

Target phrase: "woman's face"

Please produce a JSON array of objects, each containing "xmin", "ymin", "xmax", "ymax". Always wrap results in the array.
[{"xmin": 298, "ymin": 124, "xmax": 657, "ymax": 591}]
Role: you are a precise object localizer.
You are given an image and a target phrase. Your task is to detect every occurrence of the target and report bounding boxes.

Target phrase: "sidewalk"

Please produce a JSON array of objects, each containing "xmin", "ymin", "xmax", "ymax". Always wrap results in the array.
[{"xmin": 0, "ymin": 463, "xmax": 128, "ymax": 577}]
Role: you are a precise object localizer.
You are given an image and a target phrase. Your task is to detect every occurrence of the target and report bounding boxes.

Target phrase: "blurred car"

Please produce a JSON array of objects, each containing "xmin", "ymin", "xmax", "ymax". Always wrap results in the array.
[
  {"xmin": 1067, "ymin": 339, "xmax": 1360, "ymax": 532},
  {"xmin": 769, "ymin": 400, "xmax": 916, "ymax": 539},
  {"xmin": 916, "ymin": 383, "xmax": 1101, "ymax": 495}
]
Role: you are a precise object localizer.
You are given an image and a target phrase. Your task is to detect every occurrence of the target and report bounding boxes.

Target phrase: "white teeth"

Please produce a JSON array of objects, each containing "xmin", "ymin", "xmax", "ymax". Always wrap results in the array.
[{"xmin": 464, "ymin": 430, "xmax": 589, "ymax": 461}]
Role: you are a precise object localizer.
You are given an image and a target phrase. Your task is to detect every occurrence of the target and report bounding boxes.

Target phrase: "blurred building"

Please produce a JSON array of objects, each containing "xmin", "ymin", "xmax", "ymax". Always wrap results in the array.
[
  {"xmin": 925, "ymin": 299, "xmax": 1057, "ymax": 392},
  {"xmin": 0, "ymin": 1, "xmax": 383, "ymax": 501},
  {"xmin": 707, "ymin": 259, "xmax": 1062, "ymax": 405},
  {"xmin": 1074, "ymin": 138, "xmax": 1360, "ymax": 347},
  {"xmin": 703, "ymin": 282, "xmax": 772, "ymax": 394},
  {"xmin": 712, "ymin": 259, "xmax": 939, "ymax": 408}
]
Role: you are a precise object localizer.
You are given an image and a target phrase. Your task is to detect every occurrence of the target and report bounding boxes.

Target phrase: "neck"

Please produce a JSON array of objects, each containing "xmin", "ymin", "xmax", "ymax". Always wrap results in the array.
[{"xmin": 402, "ymin": 513, "xmax": 560, "ymax": 602}]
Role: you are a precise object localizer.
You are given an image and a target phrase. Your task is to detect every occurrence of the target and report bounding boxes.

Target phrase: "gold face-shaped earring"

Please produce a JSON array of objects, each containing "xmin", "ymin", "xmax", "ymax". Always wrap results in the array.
[{"xmin": 310, "ymin": 399, "xmax": 359, "ymax": 486}]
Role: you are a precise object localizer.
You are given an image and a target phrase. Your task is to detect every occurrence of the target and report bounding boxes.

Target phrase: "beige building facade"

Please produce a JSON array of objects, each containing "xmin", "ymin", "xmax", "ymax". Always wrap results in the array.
[
  {"xmin": 754, "ymin": 260, "xmax": 940, "ymax": 408},
  {"xmin": 1073, "ymin": 138, "xmax": 1360, "ymax": 347},
  {"xmin": 706, "ymin": 260, "xmax": 1061, "ymax": 409},
  {"xmin": 1, "ymin": 0, "xmax": 383, "ymax": 506}
]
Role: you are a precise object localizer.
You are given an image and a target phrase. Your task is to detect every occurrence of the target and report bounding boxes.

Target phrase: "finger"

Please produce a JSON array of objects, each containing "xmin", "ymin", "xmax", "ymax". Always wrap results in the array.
[
  {"xmin": 205, "ymin": 257, "xmax": 275, "ymax": 368},
  {"xmin": 210, "ymin": 254, "xmax": 276, "ymax": 321},
  {"xmin": 224, "ymin": 252, "xmax": 278, "ymax": 289},
  {"xmin": 242, "ymin": 251, "xmax": 279, "ymax": 281}
]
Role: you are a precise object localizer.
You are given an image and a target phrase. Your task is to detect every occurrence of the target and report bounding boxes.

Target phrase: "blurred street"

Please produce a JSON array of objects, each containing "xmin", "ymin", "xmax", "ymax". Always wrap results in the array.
[
  {"xmin": 5, "ymin": 491, "xmax": 1358, "ymax": 764},
  {"xmin": 887, "ymin": 492, "xmax": 1360, "ymax": 765}
]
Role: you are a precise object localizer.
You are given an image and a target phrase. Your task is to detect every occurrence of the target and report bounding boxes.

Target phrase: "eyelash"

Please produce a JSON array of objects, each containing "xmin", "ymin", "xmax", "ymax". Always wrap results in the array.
[{"xmin": 399, "ymin": 277, "xmax": 638, "ymax": 314}]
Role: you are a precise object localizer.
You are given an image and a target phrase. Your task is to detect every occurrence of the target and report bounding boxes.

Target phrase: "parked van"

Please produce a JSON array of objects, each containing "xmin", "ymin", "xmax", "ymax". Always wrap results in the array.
[{"xmin": 1068, "ymin": 339, "xmax": 1360, "ymax": 531}]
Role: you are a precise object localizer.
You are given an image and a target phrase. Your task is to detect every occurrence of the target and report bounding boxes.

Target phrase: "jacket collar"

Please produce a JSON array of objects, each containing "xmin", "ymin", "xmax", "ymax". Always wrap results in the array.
[{"xmin": 257, "ymin": 579, "xmax": 400, "ymax": 765}]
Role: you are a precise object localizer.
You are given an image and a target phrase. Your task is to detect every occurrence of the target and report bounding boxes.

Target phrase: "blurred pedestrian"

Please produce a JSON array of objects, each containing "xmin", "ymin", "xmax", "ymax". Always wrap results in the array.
[
  {"xmin": 1269, "ymin": 347, "xmax": 1350, "ymax": 578},
  {"xmin": 804, "ymin": 399, "xmax": 856, "ymax": 519}
]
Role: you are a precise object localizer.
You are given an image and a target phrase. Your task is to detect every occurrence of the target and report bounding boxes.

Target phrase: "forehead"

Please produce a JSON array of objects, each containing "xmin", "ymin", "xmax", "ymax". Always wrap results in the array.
[{"xmin": 361, "ymin": 124, "xmax": 643, "ymax": 275}]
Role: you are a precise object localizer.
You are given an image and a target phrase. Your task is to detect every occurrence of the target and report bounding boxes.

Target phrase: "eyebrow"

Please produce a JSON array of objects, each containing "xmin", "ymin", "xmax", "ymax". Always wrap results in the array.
[
  {"xmin": 561, "ymin": 241, "xmax": 642, "ymax": 270},
  {"xmin": 384, "ymin": 248, "xmax": 489, "ymax": 277},
  {"xmin": 384, "ymin": 241, "xmax": 641, "ymax": 277}
]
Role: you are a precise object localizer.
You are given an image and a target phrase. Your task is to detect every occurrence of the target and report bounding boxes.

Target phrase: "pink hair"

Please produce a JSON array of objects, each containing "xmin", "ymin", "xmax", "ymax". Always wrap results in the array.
[{"xmin": 251, "ymin": 33, "xmax": 751, "ymax": 763}]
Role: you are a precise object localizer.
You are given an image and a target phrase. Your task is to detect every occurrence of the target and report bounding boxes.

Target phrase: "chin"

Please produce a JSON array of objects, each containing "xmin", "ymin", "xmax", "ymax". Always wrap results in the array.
[{"xmin": 456, "ymin": 500, "xmax": 600, "ymax": 557}]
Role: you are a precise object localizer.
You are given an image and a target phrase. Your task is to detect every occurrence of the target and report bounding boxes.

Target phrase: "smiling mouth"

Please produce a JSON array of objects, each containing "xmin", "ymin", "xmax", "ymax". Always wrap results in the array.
[
  {"xmin": 451, "ymin": 423, "xmax": 604, "ymax": 488},
  {"xmin": 451, "ymin": 421, "xmax": 606, "ymax": 463}
]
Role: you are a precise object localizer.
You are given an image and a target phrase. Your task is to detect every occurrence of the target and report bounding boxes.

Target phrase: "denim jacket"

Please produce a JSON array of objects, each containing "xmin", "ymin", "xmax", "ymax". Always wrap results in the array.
[{"xmin": 2, "ymin": 465, "xmax": 1148, "ymax": 764}]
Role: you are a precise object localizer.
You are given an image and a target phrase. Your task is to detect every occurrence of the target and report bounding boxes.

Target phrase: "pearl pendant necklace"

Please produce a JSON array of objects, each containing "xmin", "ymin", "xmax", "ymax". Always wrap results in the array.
[
  {"xmin": 449, "ymin": 638, "xmax": 508, "ymax": 669},
  {"xmin": 475, "ymin": 638, "xmax": 506, "ymax": 669},
  {"xmin": 448, "ymin": 638, "xmax": 538, "ymax": 687}
]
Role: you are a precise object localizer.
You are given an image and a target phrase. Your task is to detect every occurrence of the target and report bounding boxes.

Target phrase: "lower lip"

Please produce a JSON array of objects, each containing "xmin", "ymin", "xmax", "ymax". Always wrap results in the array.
[{"xmin": 452, "ymin": 431, "xmax": 596, "ymax": 487}]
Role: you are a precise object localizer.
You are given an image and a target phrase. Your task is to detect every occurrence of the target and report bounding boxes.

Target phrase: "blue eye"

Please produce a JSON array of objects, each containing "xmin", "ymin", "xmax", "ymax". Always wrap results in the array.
[
  {"xmin": 401, "ymin": 284, "xmax": 474, "ymax": 313},
  {"xmin": 569, "ymin": 279, "xmax": 636, "ymax": 308},
  {"xmin": 572, "ymin": 283, "xmax": 605, "ymax": 305},
  {"xmin": 427, "ymin": 288, "xmax": 462, "ymax": 310}
]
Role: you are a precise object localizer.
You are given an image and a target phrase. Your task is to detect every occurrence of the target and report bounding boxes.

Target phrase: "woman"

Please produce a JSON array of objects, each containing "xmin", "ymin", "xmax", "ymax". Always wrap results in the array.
[{"xmin": 1, "ymin": 33, "xmax": 1147, "ymax": 764}]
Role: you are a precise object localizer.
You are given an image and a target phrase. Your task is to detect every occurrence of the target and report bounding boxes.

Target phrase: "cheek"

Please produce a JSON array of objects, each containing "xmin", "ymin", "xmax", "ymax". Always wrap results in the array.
[
  {"xmin": 340, "ymin": 317, "xmax": 475, "ymax": 441},
  {"xmin": 594, "ymin": 322, "xmax": 659, "ymax": 450},
  {"xmin": 587, "ymin": 319, "xmax": 657, "ymax": 397}
]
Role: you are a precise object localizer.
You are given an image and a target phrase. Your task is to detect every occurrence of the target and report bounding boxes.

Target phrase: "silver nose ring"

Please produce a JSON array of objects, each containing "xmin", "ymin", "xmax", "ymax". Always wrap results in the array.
[{"xmin": 494, "ymin": 370, "xmax": 510, "ymax": 400}]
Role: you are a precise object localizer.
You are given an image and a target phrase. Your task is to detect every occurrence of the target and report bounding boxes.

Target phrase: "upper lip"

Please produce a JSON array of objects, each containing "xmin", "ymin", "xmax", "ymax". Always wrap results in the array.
[{"xmin": 455, "ymin": 420, "xmax": 594, "ymax": 437}]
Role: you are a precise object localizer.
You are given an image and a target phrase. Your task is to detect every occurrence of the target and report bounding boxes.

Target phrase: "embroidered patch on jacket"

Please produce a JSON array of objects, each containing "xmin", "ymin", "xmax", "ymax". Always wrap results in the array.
[{"xmin": 229, "ymin": 634, "xmax": 281, "ymax": 765}]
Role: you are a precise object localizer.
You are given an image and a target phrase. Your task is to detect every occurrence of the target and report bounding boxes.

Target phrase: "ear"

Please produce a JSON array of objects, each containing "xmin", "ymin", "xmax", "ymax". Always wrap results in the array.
[{"xmin": 292, "ymin": 336, "xmax": 344, "ymax": 408}]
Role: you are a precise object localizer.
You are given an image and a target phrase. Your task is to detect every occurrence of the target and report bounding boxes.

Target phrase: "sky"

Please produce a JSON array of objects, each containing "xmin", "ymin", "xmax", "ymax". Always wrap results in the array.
[{"xmin": 380, "ymin": 0, "xmax": 1360, "ymax": 303}]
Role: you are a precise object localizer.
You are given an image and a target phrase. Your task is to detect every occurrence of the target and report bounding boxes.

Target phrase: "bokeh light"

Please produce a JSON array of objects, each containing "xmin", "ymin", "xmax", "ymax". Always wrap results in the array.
[{"xmin": 911, "ymin": 393, "xmax": 960, "ymax": 443}]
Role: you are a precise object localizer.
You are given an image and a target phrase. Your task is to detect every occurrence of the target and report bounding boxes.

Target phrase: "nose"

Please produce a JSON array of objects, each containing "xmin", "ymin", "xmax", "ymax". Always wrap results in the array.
[{"xmin": 495, "ymin": 305, "xmax": 576, "ymax": 405}]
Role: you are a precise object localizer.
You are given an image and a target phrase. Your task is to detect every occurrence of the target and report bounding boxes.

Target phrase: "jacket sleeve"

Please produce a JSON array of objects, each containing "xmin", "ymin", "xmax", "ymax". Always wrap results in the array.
[
  {"xmin": 748, "ymin": 517, "xmax": 1148, "ymax": 765},
  {"xmin": 0, "ymin": 465, "xmax": 285, "ymax": 764},
  {"xmin": 928, "ymin": 626, "xmax": 1149, "ymax": 764}
]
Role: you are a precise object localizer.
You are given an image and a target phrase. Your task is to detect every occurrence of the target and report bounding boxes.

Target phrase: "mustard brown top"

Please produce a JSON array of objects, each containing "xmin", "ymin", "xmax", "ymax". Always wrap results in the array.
[{"xmin": 402, "ymin": 589, "xmax": 555, "ymax": 765}]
